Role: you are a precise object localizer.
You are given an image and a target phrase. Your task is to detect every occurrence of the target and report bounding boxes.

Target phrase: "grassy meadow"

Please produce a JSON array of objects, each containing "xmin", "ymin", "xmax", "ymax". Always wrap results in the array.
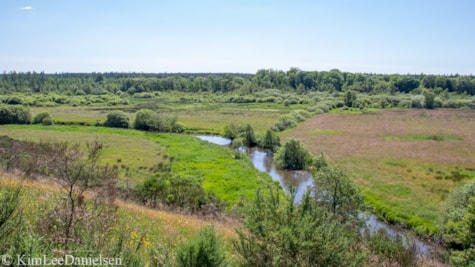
[
  {"xmin": 0, "ymin": 124, "xmax": 277, "ymax": 205},
  {"xmin": 0, "ymin": 174, "xmax": 239, "ymax": 262},
  {"xmin": 285, "ymin": 109, "xmax": 475, "ymax": 235},
  {"xmin": 31, "ymin": 96, "xmax": 292, "ymax": 135}
]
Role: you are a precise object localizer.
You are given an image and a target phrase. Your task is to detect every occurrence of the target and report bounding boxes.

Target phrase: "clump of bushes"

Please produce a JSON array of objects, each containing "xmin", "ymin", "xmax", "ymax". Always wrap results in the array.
[
  {"xmin": 103, "ymin": 110, "xmax": 130, "ymax": 128},
  {"xmin": 274, "ymin": 138, "xmax": 313, "ymax": 170},
  {"xmin": 441, "ymin": 179, "xmax": 475, "ymax": 266},
  {"xmin": 223, "ymin": 123, "xmax": 256, "ymax": 146},
  {"xmin": 0, "ymin": 106, "xmax": 31, "ymax": 124},
  {"xmin": 272, "ymin": 114, "xmax": 297, "ymax": 131},
  {"xmin": 176, "ymin": 226, "xmax": 226, "ymax": 267},
  {"xmin": 33, "ymin": 112, "xmax": 54, "ymax": 125},
  {"xmin": 133, "ymin": 109, "xmax": 185, "ymax": 133}
]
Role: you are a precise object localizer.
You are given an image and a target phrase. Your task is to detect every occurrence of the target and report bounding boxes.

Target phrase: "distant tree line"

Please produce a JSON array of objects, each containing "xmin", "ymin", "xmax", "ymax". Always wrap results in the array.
[{"xmin": 1, "ymin": 69, "xmax": 474, "ymax": 95}]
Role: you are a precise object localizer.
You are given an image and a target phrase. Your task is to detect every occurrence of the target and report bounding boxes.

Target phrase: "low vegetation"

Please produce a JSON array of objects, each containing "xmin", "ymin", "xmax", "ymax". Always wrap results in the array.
[
  {"xmin": 0, "ymin": 69, "xmax": 474, "ymax": 265},
  {"xmin": 286, "ymin": 109, "xmax": 475, "ymax": 236},
  {"xmin": 441, "ymin": 179, "xmax": 475, "ymax": 266}
]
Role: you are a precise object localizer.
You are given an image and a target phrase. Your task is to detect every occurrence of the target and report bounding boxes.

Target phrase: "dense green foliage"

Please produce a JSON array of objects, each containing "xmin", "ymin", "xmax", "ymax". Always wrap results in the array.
[
  {"xmin": 234, "ymin": 188, "xmax": 368, "ymax": 266},
  {"xmin": 134, "ymin": 174, "xmax": 226, "ymax": 213},
  {"xmin": 441, "ymin": 179, "xmax": 475, "ymax": 266},
  {"xmin": 133, "ymin": 108, "xmax": 185, "ymax": 133},
  {"xmin": 176, "ymin": 226, "xmax": 226, "ymax": 267},
  {"xmin": 32, "ymin": 111, "xmax": 53, "ymax": 125},
  {"xmin": 103, "ymin": 110, "xmax": 130, "ymax": 128},
  {"xmin": 133, "ymin": 108, "xmax": 156, "ymax": 130},
  {"xmin": 260, "ymin": 129, "xmax": 280, "ymax": 152},
  {"xmin": 274, "ymin": 138, "xmax": 313, "ymax": 170},
  {"xmin": 1, "ymin": 70, "xmax": 474, "ymax": 95},
  {"xmin": 312, "ymin": 166, "xmax": 363, "ymax": 220},
  {"xmin": 0, "ymin": 106, "xmax": 31, "ymax": 124},
  {"xmin": 224, "ymin": 123, "xmax": 260, "ymax": 147}
]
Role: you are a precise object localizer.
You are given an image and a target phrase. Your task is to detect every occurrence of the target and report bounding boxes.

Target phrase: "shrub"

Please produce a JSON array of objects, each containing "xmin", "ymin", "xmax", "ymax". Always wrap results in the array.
[
  {"xmin": 273, "ymin": 114, "xmax": 297, "ymax": 131},
  {"xmin": 259, "ymin": 129, "xmax": 280, "ymax": 151},
  {"xmin": 441, "ymin": 179, "xmax": 475, "ymax": 265},
  {"xmin": 274, "ymin": 138, "xmax": 313, "ymax": 170},
  {"xmin": 242, "ymin": 124, "xmax": 257, "ymax": 146},
  {"xmin": 6, "ymin": 96, "xmax": 23, "ymax": 105},
  {"xmin": 231, "ymin": 137, "xmax": 244, "ymax": 149},
  {"xmin": 176, "ymin": 226, "xmax": 226, "ymax": 267},
  {"xmin": 33, "ymin": 112, "xmax": 53, "ymax": 124},
  {"xmin": 367, "ymin": 229, "xmax": 419, "ymax": 267},
  {"xmin": 42, "ymin": 117, "xmax": 54, "ymax": 126},
  {"xmin": 410, "ymin": 95, "xmax": 424, "ymax": 108},
  {"xmin": 0, "ymin": 106, "xmax": 31, "ymax": 124},
  {"xmin": 290, "ymin": 110, "xmax": 311, "ymax": 123},
  {"xmin": 223, "ymin": 123, "xmax": 242, "ymax": 140},
  {"xmin": 133, "ymin": 109, "xmax": 156, "ymax": 130},
  {"xmin": 104, "ymin": 110, "xmax": 130, "ymax": 128},
  {"xmin": 234, "ymin": 188, "xmax": 367, "ymax": 266}
]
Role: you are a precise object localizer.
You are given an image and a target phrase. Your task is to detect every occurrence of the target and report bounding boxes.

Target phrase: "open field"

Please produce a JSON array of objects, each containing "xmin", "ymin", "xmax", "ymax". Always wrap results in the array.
[
  {"xmin": 31, "ymin": 102, "xmax": 287, "ymax": 135},
  {"xmin": 0, "ymin": 125, "xmax": 276, "ymax": 205},
  {"xmin": 285, "ymin": 109, "xmax": 475, "ymax": 234}
]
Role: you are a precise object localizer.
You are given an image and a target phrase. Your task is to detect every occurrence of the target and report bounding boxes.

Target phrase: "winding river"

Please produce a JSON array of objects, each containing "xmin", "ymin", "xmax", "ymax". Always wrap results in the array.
[{"xmin": 196, "ymin": 135, "xmax": 432, "ymax": 256}]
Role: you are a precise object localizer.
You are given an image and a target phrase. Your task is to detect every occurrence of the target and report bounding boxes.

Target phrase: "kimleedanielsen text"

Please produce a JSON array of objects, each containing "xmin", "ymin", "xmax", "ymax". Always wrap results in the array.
[{"xmin": 1, "ymin": 254, "xmax": 122, "ymax": 266}]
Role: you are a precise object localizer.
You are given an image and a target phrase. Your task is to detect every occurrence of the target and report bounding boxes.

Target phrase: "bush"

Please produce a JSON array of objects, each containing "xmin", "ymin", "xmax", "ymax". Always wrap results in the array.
[
  {"xmin": 223, "ymin": 123, "xmax": 241, "ymax": 140},
  {"xmin": 33, "ymin": 112, "xmax": 53, "ymax": 124},
  {"xmin": 104, "ymin": 110, "xmax": 130, "ymax": 128},
  {"xmin": 273, "ymin": 114, "xmax": 297, "ymax": 131},
  {"xmin": 0, "ymin": 106, "xmax": 31, "ymax": 124},
  {"xmin": 176, "ymin": 226, "xmax": 226, "ymax": 267},
  {"xmin": 231, "ymin": 137, "xmax": 244, "ymax": 149},
  {"xmin": 410, "ymin": 95, "xmax": 424, "ymax": 108},
  {"xmin": 234, "ymin": 188, "xmax": 367, "ymax": 266},
  {"xmin": 274, "ymin": 138, "xmax": 313, "ymax": 170},
  {"xmin": 441, "ymin": 179, "xmax": 475, "ymax": 265},
  {"xmin": 367, "ymin": 229, "xmax": 419, "ymax": 267},
  {"xmin": 42, "ymin": 117, "xmax": 54, "ymax": 126},
  {"xmin": 6, "ymin": 96, "xmax": 23, "ymax": 105},
  {"xmin": 133, "ymin": 109, "xmax": 156, "ymax": 130},
  {"xmin": 259, "ymin": 129, "xmax": 280, "ymax": 151},
  {"xmin": 242, "ymin": 124, "xmax": 257, "ymax": 146}
]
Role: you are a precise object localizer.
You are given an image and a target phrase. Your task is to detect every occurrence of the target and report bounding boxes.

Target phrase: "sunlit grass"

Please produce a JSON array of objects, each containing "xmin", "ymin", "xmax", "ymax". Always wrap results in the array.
[{"xmin": 0, "ymin": 124, "xmax": 276, "ymax": 205}]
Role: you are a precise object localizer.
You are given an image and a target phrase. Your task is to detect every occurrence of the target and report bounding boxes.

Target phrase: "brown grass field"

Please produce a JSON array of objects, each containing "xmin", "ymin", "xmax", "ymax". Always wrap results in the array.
[{"xmin": 285, "ymin": 109, "xmax": 475, "ymax": 234}]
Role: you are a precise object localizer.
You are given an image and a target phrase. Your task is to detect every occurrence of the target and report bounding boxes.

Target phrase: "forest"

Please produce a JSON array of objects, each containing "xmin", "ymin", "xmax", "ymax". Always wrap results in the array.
[{"xmin": 2, "ymin": 69, "xmax": 475, "ymax": 95}]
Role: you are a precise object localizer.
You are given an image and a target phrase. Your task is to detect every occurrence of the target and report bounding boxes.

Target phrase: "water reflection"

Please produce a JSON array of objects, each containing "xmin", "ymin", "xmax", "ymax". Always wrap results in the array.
[
  {"xmin": 239, "ymin": 146, "xmax": 314, "ymax": 203},
  {"xmin": 197, "ymin": 135, "xmax": 314, "ymax": 203}
]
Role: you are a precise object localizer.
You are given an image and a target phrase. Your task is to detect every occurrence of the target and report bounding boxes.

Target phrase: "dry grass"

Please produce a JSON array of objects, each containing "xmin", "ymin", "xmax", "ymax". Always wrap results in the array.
[
  {"xmin": 0, "ymin": 172, "xmax": 239, "ymax": 243},
  {"xmin": 286, "ymin": 109, "xmax": 475, "ymax": 234}
]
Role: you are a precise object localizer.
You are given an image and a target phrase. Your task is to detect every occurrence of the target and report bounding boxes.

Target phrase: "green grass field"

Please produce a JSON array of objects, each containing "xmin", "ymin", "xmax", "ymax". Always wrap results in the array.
[
  {"xmin": 0, "ymin": 124, "xmax": 277, "ymax": 205},
  {"xmin": 31, "ymin": 99, "xmax": 301, "ymax": 135}
]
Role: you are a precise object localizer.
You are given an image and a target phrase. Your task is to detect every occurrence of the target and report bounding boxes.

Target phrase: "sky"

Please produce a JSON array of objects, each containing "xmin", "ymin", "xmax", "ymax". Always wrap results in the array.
[{"xmin": 1, "ymin": 0, "xmax": 474, "ymax": 74}]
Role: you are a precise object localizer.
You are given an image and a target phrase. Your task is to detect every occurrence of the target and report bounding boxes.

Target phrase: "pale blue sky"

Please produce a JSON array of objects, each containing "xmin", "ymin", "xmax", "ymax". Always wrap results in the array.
[{"xmin": 1, "ymin": 0, "xmax": 474, "ymax": 74}]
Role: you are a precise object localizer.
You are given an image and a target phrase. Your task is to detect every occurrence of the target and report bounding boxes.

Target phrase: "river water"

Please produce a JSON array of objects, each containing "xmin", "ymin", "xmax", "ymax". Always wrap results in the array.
[{"xmin": 195, "ymin": 135, "xmax": 432, "ymax": 255}]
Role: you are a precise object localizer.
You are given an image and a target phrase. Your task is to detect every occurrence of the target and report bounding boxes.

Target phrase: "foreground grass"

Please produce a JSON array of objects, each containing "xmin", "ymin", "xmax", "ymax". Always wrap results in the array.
[
  {"xmin": 0, "ymin": 174, "xmax": 240, "ymax": 264},
  {"xmin": 286, "ymin": 109, "xmax": 475, "ymax": 235},
  {"xmin": 0, "ymin": 124, "xmax": 276, "ymax": 205}
]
